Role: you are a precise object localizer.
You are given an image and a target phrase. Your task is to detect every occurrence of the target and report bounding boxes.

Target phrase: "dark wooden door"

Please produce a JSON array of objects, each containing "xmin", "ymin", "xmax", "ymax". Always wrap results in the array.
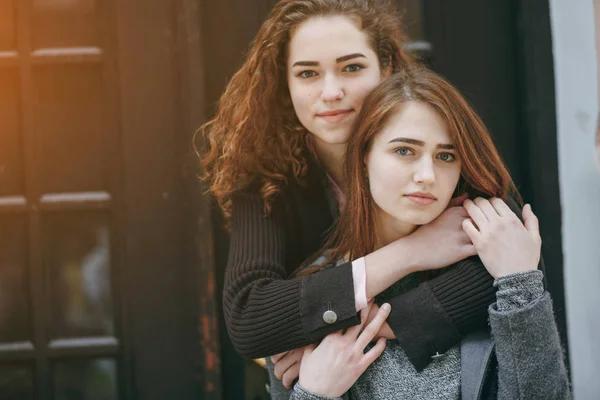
[{"xmin": 0, "ymin": 0, "xmax": 217, "ymax": 398}]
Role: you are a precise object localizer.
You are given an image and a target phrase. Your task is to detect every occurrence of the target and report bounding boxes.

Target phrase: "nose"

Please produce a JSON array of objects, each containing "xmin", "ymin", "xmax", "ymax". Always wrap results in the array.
[
  {"xmin": 414, "ymin": 157, "xmax": 435, "ymax": 185},
  {"xmin": 320, "ymin": 75, "xmax": 344, "ymax": 102}
]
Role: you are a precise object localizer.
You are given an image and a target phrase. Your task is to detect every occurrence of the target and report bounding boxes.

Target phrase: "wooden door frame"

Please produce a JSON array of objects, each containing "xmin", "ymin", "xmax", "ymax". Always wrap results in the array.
[{"xmin": 114, "ymin": 0, "xmax": 221, "ymax": 398}]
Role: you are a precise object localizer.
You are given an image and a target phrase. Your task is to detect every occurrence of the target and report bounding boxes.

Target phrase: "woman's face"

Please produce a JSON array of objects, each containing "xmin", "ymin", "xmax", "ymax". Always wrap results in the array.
[
  {"xmin": 366, "ymin": 101, "xmax": 462, "ymax": 241},
  {"xmin": 287, "ymin": 16, "xmax": 389, "ymax": 151}
]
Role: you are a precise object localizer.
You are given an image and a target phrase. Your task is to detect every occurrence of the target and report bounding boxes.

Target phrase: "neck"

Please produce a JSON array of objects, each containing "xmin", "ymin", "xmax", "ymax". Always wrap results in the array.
[
  {"xmin": 313, "ymin": 138, "xmax": 347, "ymax": 187},
  {"xmin": 374, "ymin": 209, "xmax": 418, "ymax": 249}
]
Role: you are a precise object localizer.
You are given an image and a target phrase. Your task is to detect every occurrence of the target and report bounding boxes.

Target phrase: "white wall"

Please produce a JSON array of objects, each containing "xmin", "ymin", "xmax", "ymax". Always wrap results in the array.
[{"xmin": 549, "ymin": 1, "xmax": 600, "ymax": 398}]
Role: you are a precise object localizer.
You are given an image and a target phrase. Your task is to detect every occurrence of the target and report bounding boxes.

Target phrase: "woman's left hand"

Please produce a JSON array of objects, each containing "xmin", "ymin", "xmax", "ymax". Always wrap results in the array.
[{"xmin": 462, "ymin": 198, "xmax": 541, "ymax": 279}]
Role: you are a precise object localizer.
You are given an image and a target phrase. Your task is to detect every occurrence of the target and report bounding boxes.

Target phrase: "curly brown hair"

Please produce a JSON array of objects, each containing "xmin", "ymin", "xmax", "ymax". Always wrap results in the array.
[{"xmin": 197, "ymin": 0, "xmax": 414, "ymax": 219}]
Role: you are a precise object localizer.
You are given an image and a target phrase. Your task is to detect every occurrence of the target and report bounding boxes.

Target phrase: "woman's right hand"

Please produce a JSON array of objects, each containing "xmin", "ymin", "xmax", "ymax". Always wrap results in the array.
[
  {"xmin": 297, "ymin": 302, "xmax": 390, "ymax": 398},
  {"xmin": 407, "ymin": 206, "xmax": 477, "ymax": 271}
]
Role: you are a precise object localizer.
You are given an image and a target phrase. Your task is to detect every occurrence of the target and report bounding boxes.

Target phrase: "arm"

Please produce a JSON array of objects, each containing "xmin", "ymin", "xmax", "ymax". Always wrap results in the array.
[
  {"xmin": 385, "ymin": 256, "xmax": 495, "ymax": 371},
  {"xmin": 226, "ymin": 190, "xmax": 483, "ymax": 359},
  {"xmin": 461, "ymin": 198, "xmax": 569, "ymax": 398},
  {"xmin": 223, "ymin": 189, "xmax": 360, "ymax": 358},
  {"xmin": 382, "ymin": 197, "xmax": 546, "ymax": 371},
  {"xmin": 291, "ymin": 303, "xmax": 390, "ymax": 400},
  {"xmin": 490, "ymin": 271, "xmax": 571, "ymax": 399}
]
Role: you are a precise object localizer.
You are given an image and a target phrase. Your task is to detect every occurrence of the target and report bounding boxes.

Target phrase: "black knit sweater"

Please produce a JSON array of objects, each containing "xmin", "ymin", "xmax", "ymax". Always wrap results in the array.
[{"xmin": 222, "ymin": 156, "xmax": 531, "ymax": 371}]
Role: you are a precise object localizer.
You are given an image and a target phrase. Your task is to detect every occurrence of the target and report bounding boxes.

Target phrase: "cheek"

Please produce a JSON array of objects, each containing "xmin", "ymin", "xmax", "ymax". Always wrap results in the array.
[
  {"xmin": 354, "ymin": 75, "xmax": 384, "ymax": 107},
  {"xmin": 368, "ymin": 159, "xmax": 406, "ymax": 202},
  {"xmin": 438, "ymin": 167, "xmax": 462, "ymax": 202},
  {"xmin": 289, "ymin": 86, "xmax": 311, "ymax": 118}
]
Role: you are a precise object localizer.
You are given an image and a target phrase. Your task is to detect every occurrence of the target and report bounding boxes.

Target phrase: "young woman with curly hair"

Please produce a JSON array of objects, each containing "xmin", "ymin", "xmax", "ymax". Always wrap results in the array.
[
  {"xmin": 280, "ymin": 68, "xmax": 568, "ymax": 400},
  {"xmin": 199, "ymin": 0, "xmax": 507, "ymax": 386}
]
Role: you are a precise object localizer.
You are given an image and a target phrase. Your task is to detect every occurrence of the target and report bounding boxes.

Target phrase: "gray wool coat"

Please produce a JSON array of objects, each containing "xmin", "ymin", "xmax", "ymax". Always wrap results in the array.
[{"xmin": 269, "ymin": 289, "xmax": 571, "ymax": 400}]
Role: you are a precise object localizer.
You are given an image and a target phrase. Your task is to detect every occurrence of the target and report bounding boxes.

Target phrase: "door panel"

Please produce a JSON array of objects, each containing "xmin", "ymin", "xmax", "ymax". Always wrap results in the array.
[{"xmin": 0, "ymin": 0, "xmax": 213, "ymax": 398}]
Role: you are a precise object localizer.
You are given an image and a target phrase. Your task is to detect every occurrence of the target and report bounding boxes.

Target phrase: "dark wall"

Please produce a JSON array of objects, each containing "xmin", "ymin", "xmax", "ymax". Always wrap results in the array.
[{"xmin": 424, "ymin": 0, "xmax": 567, "ymax": 352}]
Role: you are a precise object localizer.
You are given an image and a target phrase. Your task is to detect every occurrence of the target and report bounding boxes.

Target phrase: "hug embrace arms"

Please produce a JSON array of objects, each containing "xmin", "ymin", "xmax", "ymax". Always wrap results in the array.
[
  {"xmin": 203, "ymin": 0, "xmax": 499, "ymax": 370},
  {"xmin": 281, "ymin": 67, "xmax": 571, "ymax": 399},
  {"xmin": 197, "ymin": 0, "xmax": 569, "ymax": 398}
]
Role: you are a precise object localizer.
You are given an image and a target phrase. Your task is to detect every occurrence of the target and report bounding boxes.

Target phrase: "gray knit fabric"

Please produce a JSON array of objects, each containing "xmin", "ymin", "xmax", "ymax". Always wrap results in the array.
[
  {"xmin": 494, "ymin": 270, "xmax": 544, "ymax": 312},
  {"xmin": 290, "ymin": 384, "xmax": 342, "ymax": 400},
  {"xmin": 282, "ymin": 269, "xmax": 569, "ymax": 400},
  {"xmin": 350, "ymin": 273, "xmax": 461, "ymax": 400}
]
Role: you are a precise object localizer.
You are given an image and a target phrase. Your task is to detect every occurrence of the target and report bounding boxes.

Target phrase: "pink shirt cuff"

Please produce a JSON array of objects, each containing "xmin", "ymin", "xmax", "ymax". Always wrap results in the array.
[{"xmin": 352, "ymin": 257, "xmax": 369, "ymax": 311}]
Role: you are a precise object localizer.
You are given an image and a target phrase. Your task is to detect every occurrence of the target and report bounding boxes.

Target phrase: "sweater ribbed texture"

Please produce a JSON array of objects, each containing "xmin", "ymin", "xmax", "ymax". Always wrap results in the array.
[
  {"xmin": 224, "ymin": 191, "xmax": 309, "ymax": 358},
  {"xmin": 429, "ymin": 257, "xmax": 495, "ymax": 333}
]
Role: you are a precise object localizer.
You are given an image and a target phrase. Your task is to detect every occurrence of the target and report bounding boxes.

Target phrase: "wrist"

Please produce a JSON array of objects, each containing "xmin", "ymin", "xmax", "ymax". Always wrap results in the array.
[
  {"xmin": 297, "ymin": 379, "xmax": 341, "ymax": 399},
  {"xmin": 364, "ymin": 237, "xmax": 417, "ymax": 299},
  {"xmin": 393, "ymin": 235, "xmax": 420, "ymax": 273}
]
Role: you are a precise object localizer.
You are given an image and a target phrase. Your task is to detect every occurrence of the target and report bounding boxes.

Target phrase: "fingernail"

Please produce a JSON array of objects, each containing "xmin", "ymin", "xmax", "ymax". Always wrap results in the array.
[{"xmin": 381, "ymin": 303, "xmax": 391, "ymax": 312}]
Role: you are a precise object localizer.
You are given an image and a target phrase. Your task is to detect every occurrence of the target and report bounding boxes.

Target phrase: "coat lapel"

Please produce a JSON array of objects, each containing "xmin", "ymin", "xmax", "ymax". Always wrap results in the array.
[{"xmin": 461, "ymin": 330, "xmax": 495, "ymax": 400}]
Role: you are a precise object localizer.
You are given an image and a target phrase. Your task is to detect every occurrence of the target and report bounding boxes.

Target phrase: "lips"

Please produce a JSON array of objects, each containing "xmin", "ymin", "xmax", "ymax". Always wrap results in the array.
[
  {"xmin": 404, "ymin": 192, "xmax": 437, "ymax": 206},
  {"xmin": 316, "ymin": 109, "xmax": 353, "ymax": 123}
]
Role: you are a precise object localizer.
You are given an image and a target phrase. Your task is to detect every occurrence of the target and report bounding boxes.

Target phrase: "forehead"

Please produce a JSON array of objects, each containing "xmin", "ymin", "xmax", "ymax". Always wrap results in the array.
[
  {"xmin": 376, "ymin": 101, "xmax": 452, "ymax": 144},
  {"xmin": 287, "ymin": 16, "xmax": 375, "ymax": 63}
]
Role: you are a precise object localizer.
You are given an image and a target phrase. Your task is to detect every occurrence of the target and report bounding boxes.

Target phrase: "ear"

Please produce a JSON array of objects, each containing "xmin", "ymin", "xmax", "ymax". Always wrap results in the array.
[{"xmin": 381, "ymin": 59, "xmax": 393, "ymax": 79}]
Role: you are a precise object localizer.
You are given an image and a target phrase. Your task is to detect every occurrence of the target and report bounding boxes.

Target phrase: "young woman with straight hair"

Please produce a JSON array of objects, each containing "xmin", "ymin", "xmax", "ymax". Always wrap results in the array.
[
  {"xmin": 199, "ymin": 0, "xmax": 515, "ymax": 385},
  {"xmin": 279, "ymin": 67, "xmax": 569, "ymax": 400}
]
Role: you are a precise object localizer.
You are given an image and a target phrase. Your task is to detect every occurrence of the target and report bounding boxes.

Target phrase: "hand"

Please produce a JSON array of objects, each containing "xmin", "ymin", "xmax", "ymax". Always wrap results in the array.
[
  {"xmin": 365, "ymin": 302, "xmax": 395, "ymax": 340},
  {"xmin": 447, "ymin": 192, "xmax": 469, "ymax": 208},
  {"xmin": 406, "ymin": 206, "xmax": 476, "ymax": 271},
  {"xmin": 271, "ymin": 347, "xmax": 304, "ymax": 389},
  {"xmin": 298, "ymin": 302, "xmax": 390, "ymax": 398},
  {"xmin": 462, "ymin": 198, "xmax": 541, "ymax": 279}
]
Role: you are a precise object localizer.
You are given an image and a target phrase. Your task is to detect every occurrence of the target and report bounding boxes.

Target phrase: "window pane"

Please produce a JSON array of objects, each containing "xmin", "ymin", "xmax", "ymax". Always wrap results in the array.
[
  {"xmin": 44, "ymin": 212, "xmax": 114, "ymax": 338},
  {"xmin": 0, "ymin": 215, "xmax": 31, "ymax": 343},
  {"xmin": 0, "ymin": 68, "xmax": 25, "ymax": 196},
  {"xmin": 0, "ymin": 0, "xmax": 16, "ymax": 51},
  {"xmin": 32, "ymin": 0, "xmax": 100, "ymax": 49},
  {"xmin": 34, "ymin": 65, "xmax": 106, "ymax": 194},
  {"xmin": 54, "ymin": 359, "xmax": 117, "ymax": 400},
  {"xmin": 0, "ymin": 364, "xmax": 34, "ymax": 399}
]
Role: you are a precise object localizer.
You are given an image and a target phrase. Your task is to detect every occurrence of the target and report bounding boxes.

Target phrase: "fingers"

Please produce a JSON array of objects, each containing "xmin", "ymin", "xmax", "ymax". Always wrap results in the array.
[
  {"xmin": 273, "ymin": 349, "xmax": 302, "ymax": 380},
  {"xmin": 462, "ymin": 243, "xmax": 477, "ymax": 258},
  {"xmin": 281, "ymin": 362, "xmax": 300, "ymax": 389},
  {"xmin": 355, "ymin": 303, "xmax": 390, "ymax": 350},
  {"xmin": 271, "ymin": 351, "xmax": 288, "ymax": 364},
  {"xmin": 361, "ymin": 336, "xmax": 387, "ymax": 367},
  {"xmin": 462, "ymin": 219, "xmax": 479, "ymax": 244},
  {"xmin": 473, "ymin": 197, "xmax": 499, "ymax": 220},
  {"xmin": 447, "ymin": 192, "xmax": 469, "ymax": 208},
  {"xmin": 489, "ymin": 197, "xmax": 515, "ymax": 218},
  {"xmin": 522, "ymin": 204, "xmax": 541, "ymax": 243},
  {"xmin": 463, "ymin": 199, "xmax": 486, "ymax": 229},
  {"xmin": 347, "ymin": 301, "xmax": 374, "ymax": 339}
]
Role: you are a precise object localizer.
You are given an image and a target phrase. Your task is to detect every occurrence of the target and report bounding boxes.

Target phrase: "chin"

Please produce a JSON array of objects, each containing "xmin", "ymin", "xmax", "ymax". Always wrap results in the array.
[{"xmin": 401, "ymin": 212, "xmax": 439, "ymax": 226}]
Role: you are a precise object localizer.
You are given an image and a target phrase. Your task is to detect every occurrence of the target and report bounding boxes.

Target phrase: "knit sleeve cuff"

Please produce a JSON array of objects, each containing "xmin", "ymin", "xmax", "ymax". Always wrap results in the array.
[
  {"xmin": 291, "ymin": 383, "xmax": 344, "ymax": 400},
  {"xmin": 493, "ymin": 270, "xmax": 544, "ymax": 312}
]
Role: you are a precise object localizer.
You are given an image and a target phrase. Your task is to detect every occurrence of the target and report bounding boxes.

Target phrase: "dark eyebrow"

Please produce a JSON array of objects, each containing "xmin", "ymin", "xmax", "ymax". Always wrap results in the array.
[
  {"xmin": 336, "ymin": 53, "xmax": 366, "ymax": 63},
  {"xmin": 292, "ymin": 53, "xmax": 367, "ymax": 68},
  {"xmin": 389, "ymin": 137, "xmax": 455, "ymax": 149}
]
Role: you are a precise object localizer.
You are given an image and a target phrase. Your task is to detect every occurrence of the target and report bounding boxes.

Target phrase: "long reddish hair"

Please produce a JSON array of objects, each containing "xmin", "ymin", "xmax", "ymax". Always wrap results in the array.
[
  {"xmin": 197, "ymin": 0, "xmax": 414, "ymax": 220},
  {"xmin": 299, "ymin": 66, "xmax": 518, "ymax": 275}
]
